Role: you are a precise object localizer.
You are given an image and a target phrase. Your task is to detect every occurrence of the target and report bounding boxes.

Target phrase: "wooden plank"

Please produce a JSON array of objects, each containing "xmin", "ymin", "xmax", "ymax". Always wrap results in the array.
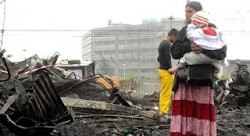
[
  {"xmin": 75, "ymin": 113, "xmax": 157, "ymax": 125},
  {"xmin": 61, "ymin": 97, "xmax": 157, "ymax": 119},
  {"xmin": 80, "ymin": 118, "xmax": 157, "ymax": 125}
]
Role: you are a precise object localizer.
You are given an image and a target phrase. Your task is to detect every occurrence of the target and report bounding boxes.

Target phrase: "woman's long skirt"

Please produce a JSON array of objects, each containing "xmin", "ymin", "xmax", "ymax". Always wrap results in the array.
[{"xmin": 170, "ymin": 83, "xmax": 216, "ymax": 136}]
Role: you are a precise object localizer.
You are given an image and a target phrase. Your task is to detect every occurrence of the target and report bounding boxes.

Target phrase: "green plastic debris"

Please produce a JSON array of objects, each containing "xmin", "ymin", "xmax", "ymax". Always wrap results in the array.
[{"xmin": 122, "ymin": 129, "xmax": 133, "ymax": 134}]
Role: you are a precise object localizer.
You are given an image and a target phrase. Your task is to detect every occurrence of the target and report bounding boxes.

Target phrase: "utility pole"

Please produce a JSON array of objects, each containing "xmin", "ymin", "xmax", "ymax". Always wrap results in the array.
[
  {"xmin": 123, "ymin": 63, "xmax": 126, "ymax": 79},
  {"xmin": 169, "ymin": 16, "xmax": 174, "ymax": 29},
  {"xmin": 115, "ymin": 36, "xmax": 119, "ymax": 76},
  {"xmin": 91, "ymin": 31, "xmax": 94, "ymax": 61},
  {"xmin": 137, "ymin": 35, "xmax": 141, "ymax": 79}
]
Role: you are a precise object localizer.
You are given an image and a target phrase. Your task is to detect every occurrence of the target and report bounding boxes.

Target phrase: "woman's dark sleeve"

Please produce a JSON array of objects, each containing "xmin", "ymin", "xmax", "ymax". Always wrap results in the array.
[
  {"xmin": 202, "ymin": 45, "xmax": 227, "ymax": 60},
  {"xmin": 171, "ymin": 26, "xmax": 192, "ymax": 59}
]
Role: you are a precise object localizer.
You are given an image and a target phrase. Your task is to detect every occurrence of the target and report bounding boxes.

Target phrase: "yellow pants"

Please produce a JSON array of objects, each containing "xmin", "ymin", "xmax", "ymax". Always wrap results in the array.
[{"xmin": 158, "ymin": 69, "xmax": 174, "ymax": 116}]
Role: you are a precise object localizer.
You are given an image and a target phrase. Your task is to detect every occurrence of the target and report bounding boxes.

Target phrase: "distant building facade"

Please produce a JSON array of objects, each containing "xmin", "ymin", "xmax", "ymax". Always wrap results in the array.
[{"xmin": 82, "ymin": 18, "xmax": 185, "ymax": 79}]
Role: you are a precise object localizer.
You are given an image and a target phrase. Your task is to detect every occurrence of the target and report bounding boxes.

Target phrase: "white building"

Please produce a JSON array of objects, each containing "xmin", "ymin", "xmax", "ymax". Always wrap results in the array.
[{"xmin": 82, "ymin": 18, "xmax": 185, "ymax": 79}]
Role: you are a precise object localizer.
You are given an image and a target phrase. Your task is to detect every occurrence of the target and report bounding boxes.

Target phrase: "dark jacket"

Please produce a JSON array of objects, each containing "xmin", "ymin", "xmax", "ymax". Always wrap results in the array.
[
  {"xmin": 158, "ymin": 40, "xmax": 172, "ymax": 70},
  {"xmin": 171, "ymin": 23, "xmax": 227, "ymax": 85}
]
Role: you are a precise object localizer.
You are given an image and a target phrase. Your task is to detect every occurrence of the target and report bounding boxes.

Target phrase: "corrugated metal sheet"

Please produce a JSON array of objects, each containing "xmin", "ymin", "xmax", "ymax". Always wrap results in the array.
[{"xmin": 28, "ymin": 72, "xmax": 73, "ymax": 124}]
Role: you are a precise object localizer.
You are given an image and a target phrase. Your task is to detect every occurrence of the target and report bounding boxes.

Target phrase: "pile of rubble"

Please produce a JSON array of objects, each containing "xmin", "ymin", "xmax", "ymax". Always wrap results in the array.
[{"xmin": 0, "ymin": 51, "xmax": 164, "ymax": 136}]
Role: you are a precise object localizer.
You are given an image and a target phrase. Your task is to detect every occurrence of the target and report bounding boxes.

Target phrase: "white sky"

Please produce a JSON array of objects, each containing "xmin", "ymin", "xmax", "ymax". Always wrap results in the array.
[{"xmin": 0, "ymin": 0, "xmax": 249, "ymax": 61}]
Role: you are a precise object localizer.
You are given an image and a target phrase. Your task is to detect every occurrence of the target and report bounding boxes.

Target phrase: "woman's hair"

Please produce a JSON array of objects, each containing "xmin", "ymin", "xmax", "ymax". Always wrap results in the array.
[{"xmin": 186, "ymin": 1, "xmax": 203, "ymax": 12}]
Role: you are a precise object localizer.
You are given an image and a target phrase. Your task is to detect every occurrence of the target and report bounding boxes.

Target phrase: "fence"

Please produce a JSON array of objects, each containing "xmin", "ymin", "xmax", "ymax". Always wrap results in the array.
[{"xmin": 120, "ymin": 78, "xmax": 160, "ymax": 98}]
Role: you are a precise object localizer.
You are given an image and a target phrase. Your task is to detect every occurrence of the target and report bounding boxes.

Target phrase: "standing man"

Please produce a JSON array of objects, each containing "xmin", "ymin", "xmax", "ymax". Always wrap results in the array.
[{"xmin": 157, "ymin": 28, "xmax": 178, "ymax": 117}]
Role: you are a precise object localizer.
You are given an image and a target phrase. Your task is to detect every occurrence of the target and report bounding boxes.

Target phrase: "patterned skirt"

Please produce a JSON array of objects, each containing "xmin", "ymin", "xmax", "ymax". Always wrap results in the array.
[{"xmin": 170, "ymin": 82, "xmax": 216, "ymax": 136}]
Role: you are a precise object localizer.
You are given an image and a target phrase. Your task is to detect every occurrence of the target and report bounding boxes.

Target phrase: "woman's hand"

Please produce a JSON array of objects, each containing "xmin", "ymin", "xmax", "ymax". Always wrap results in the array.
[{"xmin": 190, "ymin": 42, "xmax": 202, "ymax": 54}]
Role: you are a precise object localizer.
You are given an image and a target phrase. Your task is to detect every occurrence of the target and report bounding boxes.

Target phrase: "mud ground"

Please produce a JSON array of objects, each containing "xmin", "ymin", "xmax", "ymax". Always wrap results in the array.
[{"xmin": 55, "ymin": 91, "xmax": 250, "ymax": 136}]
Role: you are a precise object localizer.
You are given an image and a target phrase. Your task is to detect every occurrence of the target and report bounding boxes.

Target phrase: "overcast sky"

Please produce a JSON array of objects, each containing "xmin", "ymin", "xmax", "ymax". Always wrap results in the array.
[{"xmin": 0, "ymin": 0, "xmax": 249, "ymax": 61}]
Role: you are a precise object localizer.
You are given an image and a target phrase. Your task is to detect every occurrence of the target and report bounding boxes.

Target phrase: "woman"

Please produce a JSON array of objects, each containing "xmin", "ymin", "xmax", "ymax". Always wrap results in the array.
[{"xmin": 170, "ymin": 1, "xmax": 226, "ymax": 136}]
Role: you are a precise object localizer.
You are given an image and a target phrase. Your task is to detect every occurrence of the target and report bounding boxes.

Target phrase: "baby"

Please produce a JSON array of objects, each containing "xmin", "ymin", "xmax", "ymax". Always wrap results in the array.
[{"xmin": 169, "ymin": 11, "xmax": 228, "ymax": 78}]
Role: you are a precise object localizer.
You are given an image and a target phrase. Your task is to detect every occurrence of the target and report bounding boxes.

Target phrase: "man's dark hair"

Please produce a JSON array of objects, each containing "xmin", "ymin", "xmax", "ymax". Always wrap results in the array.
[
  {"xmin": 186, "ymin": 1, "xmax": 203, "ymax": 11},
  {"xmin": 168, "ymin": 28, "xmax": 178, "ymax": 36}
]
